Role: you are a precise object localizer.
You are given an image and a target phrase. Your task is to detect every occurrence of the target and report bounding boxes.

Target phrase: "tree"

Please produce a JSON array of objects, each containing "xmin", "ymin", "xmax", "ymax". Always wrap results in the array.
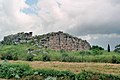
[
  {"xmin": 91, "ymin": 45, "xmax": 104, "ymax": 50},
  {"xmin": 108, "ymin": 44, "xmax": 110, "ymax": 52},
  {"xmin": 114, "ymin": 44, "xmax": 120, "ymax": 53}
]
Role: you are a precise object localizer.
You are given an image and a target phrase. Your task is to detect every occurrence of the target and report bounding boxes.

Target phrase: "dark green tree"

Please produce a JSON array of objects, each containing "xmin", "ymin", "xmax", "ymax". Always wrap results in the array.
[
  {"xmin": 91, "ymin": 45, "xmax": 104, "ymax": 50},
  {"xmin": 108, "ymin": 44, "xmax": 110, "ymax": 52},
  {"xmin": 114, "ymin": 44, "xmax": 120, "ymax": 53}
]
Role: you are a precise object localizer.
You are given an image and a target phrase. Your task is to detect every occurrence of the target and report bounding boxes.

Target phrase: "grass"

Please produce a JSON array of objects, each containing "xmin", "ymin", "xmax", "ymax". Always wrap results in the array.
[
  {"xmin": 0, "ymin": 44, "xmax": 120, "ymax": 76},
  {"xmin": 1, "ymin": 60, "xmax": 120, "ymax": 75},
  {"xmin": 0, "ymin": 44, "xmax": 120, "ymax": 63}
]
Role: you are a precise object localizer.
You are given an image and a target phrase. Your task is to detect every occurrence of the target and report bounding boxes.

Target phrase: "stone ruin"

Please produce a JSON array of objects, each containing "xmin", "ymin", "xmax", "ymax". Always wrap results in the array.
[
  {"xmin": 35, "ymin": 31, "xmax": 91, "ymax": 51},
  {"xmin": 2, "ymin": 32, "xmax": 33, "ymax": 44},
  {"xmin": 1, "ymin": 31, "xmax": 91, "ymax": 51}
]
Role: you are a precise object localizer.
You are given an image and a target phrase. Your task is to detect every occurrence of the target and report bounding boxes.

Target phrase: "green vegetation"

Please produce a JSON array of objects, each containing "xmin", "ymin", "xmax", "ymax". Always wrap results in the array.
[
  {"xmin": 0, "ymin": 44, "xmax": 120, "ymax": 79},
  {"xmin": 114, "ymin": 44, "xmax": 120, "ymax": 53},
  {"xmin": 0, "ymin": 62, "xmax": 31, "ymax": 79},
  {"xmin": 0, "ymin": 44, "xmax": 120, "ymax": 63},
  {"xmin": 91, "ymin": 45, "xmax": 104, "ymax": 50},
  {"xmin": 0, "ymin": 62, "xmax": 120, "ymax": 80}
]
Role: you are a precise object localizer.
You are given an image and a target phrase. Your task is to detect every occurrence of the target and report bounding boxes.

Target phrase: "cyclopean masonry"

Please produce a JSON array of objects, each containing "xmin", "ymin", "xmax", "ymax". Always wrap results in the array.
[{"xmin": 1, "ymin": 31, "xmax": 91, "ymax": 51}]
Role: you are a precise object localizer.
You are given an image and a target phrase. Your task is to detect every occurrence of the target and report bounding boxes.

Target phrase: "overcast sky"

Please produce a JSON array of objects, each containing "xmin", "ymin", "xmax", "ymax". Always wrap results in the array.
[{"xmin": 0, "ymin": 0, "xmax": 120, "ymax": 50}]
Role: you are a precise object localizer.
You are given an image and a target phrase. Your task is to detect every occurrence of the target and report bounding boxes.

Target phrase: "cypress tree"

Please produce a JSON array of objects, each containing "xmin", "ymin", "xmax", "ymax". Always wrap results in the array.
[{"xmin": 108, "ymin": 44, "xmax": 110, "ymax": 52}]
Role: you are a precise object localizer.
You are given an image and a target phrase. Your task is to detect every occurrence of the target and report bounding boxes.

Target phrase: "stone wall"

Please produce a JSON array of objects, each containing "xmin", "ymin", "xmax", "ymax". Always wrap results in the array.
[
  {"xmin": 2, "ymin": 32, "xmax": 32, "ymax": 44},
  {"xmin": 1, "ymin": 31, "xmax": 91, "ymax": 51},
  {"xmin": 37, "ymin": 31, "xmax": 91, "ymax": 51}
]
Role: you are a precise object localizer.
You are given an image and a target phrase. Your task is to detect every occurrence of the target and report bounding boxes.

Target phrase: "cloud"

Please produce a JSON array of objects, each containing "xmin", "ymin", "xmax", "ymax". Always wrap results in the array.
[
  {"xmin": 65, "ymin": 0, "xmax": 120, "ymax": 35},
  {"xmin": 79, "ymin": 33, "xmax": 120, "ymax": 50},
  {"xmin": 0, "ymin": 0, "xmax": 120, "ymax": 49},
  {"xmin": 0, "ymin": 0, "xmax": 38, "ymax": 39}
]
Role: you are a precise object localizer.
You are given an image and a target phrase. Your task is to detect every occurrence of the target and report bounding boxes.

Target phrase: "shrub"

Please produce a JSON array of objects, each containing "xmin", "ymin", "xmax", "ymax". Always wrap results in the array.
[
  {"xmin": 0, "ymin": 53, "xmax": 18, "ymax": 60},
  {"xmin": 92, "ymin": 50, "xmax": 103, "ymax": 55},
  {"xmin": 60, "ymin": 53, "xmax": 81, "ymax": 62},
  {"xmin": 76, "ymin": 70, "xmax": 93, "ymax": 80},
  {"xmin": 79, "ymin": 51, "xmax": 91, "ymax": 55},
  {"xmin": 112, "ymin": 56, "xmax": 117, "ymax": 63},
  {"xmin": 25, "ymin": 54, "xmax": 34, "ymax": 61},
  {"xmin": 0, "ymin": 62, "xmax": 32, "ymax": 79},
  {"xmin": 33, "ymin": 55, "xmax": 42, "ymax": 61},
  {"xmin": 111, "ymin": 56, "xmax": 120, "ymax": 64},
  {"xmin": 61, "ymin": 53, "xmax": 70, "ymax": 62},
  {"xmin": 60, "ymin": 49, "xmax": 65, "ymax": 53},
  {"xmin": 33, "ymin": 69, "xmax": 75, "ymax": 80},
  {"xmin": 76, "ymin": 70, "xmax": 120, "ymax": 80},
  {"xmin": 0, "ymin": 53, "xmax": 13, "ymax": 60},
  {"xmin": 21, "ymin": 75, "xmax": 44, "ymax": 80},
  {"xmin": 42, "ymin": 54, "xmax": 50, "ymax": 61}
]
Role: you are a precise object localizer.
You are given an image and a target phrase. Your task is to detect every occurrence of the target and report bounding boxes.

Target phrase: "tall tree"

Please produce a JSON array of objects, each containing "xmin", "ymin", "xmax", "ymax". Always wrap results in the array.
[{"xmin": 108, "ymin": 44, "xmax": 110, "ymax": 52}]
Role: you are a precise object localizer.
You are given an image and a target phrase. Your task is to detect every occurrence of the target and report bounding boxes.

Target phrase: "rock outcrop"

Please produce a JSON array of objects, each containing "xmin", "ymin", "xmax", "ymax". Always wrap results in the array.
[{"xmin": 1, "ymin": 31, "xmax": 91, "ymax": 51}]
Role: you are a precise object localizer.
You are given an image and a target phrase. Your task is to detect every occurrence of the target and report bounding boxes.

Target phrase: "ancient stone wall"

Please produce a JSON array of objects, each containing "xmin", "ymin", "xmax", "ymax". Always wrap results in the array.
[
  {"xmin": 39, "ymin": 31, "xmax": 91, "ymax": 51},
  {"xmin": 2, "ymin": 32, "xmax": 32, "ymax": 44},
  {"xmin": 1, "ymin": 31, "xmax": 91, "ymax": 51}
]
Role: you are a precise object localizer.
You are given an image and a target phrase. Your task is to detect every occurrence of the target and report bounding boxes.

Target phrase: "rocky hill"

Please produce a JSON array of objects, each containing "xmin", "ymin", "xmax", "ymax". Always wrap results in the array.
[{"xmin": 1, "ymin": 31, "xmax": 91, "ymax": 51}]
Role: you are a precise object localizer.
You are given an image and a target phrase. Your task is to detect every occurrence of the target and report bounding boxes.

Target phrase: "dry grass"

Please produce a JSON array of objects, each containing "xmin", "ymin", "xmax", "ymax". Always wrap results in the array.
[{"xmin": 1, "ymin": 60, "xmax": 120, "ymax": 75}]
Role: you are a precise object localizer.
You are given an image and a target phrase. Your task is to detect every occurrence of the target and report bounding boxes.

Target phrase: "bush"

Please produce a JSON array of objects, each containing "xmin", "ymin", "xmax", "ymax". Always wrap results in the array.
[
  {"xmin": 76, "ymin": 70, "xmax": 120, "ymax": 80},
  {"xmin": 0, "ymin": 62, "xmax": 32, "ymax": 79},
  {"xmin": 79, "ymin": 51, "xmax": 91, "ymax": 55},
  {"xmin": 60, "ymin": 53, "xmax": 81, "ymax": 62},
  {"xmin": 61, "ymin": 53, "xmax": 71, "ymax": 62},
  {"xmin": 92, "ymin": 50, "xmax": 103, "ymax": 55},
  {"xmin": 0, "ymin": 53, "xmax": 18, "ymax": 60},
  {"xmin": 112, "ymin": 56, "xmax": 117, "ymax": 63},
  {"xmin": 111, "ymin": 56, "xmax": 120, "ymax": 64},
  {"xmin": 33, "ymin": 55, "xmax": 42, "ymax": 61},
  {"xmin": 42, "ymin": 54, "xmax": 50, "ymax": 61},
  {"xmin": 33, "ymin": 69, "xmax": 75, "ymax": 80},
  {"xmin": 21, "ymin": 75, "xmax": 44, "ymax": 80},
  {"xmin": 25, "ymin": 54, "xmax": 34, "ymax": 61},
  {"xmin": 0, "ymin": 53, "xmax": 13, "ymax": 60}
]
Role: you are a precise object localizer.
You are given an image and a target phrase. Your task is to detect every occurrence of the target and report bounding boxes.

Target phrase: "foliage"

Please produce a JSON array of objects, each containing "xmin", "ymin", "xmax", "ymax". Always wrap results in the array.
[
  {"xmin": 79, "ymin": 51, "xmax": 91, "ymax": 55},
  {"xmin": 76, "ymin": 70, "xmax": 120, "ymax": 80},
  {"xmin": 33, "ymin": 69, "xmax": 75, "ymax": 79},
  {"xmin": 0, "ymin": 44, "xmax": 120, "ymax": 63},
  {"xmin": 114, "ymin": 44, "xmax": 120, "ymax": 53},
  {"xmin": 91, "ymin": 45, "xmax": 104, "ymax": 50},
  {"xmin": 0, "ymin": 53, "xmax": 18, "ymax": 60},
  {"xmin": 25, "ymin": 53, "xmax": 34, "ymax": 61},
  {"xmin": 42, "ymin": 54, "xmax": 51, "ymax": 61},
  {"xmin": 111, "ymin": 56, "xmax": 120, "ymax": 64},
  {"xmin": 1, "ymin": 63, "xmax": 120, "ymax": 80},
  {"xmin": 60, "ymin": 53, "xmax": 81, "ymax": 62},
  {"xmin": 91, "ymin": 49, "xmax": 103, "ymax": 55},
  {"xmin": 0, "ymin": 62, "xmax": 31, "ymax": 79}
]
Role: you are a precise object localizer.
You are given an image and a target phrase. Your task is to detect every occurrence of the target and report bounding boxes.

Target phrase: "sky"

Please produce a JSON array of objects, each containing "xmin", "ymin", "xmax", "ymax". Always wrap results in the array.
[{"xmin": 0, "ymin": 0, "xmax": 120, "ymax": 50}]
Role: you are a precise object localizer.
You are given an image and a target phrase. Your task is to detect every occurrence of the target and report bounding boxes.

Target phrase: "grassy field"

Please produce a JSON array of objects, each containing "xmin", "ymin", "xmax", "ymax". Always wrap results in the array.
[{"xmin": 1, "ymin": 60, "xmax": 120, "ymax": 75}]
